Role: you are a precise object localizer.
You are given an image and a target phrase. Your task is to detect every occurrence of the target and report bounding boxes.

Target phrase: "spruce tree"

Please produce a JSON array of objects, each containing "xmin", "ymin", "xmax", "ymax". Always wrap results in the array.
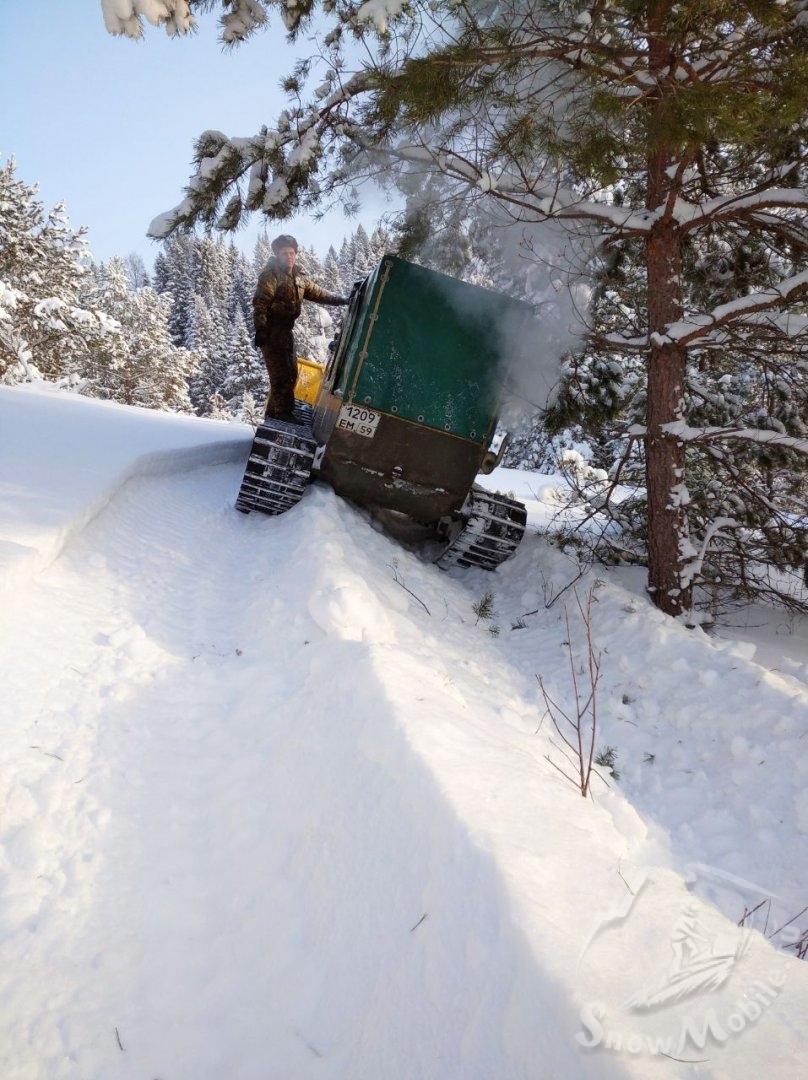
[
  {"xmin": 352, "ymin": 224, "xmax": 375, "ymax": 277},
  {"xmin": 222, "ymin": 306, "xmax": 267, "ymax": 410},
  {"xmin": 253, "ymin": 233, "xmax": 272, "ymax": 275},
  {"xmin": 228, "ymin": 240, "xmax": 254, "ymax": 328},
  {"xmin": 337, "ymin": 238, "xmax": 355, "ymax": 292},
  {"xmin": 152, "ymin": 234, "xmax": 197, "ymax": 348},
  {"xmin": 370, "ymin": 226, "xmax": 392, "ymax": 263},
  {"xmin": 0, "ymin": 157, "xmax": 116, "ymax": 384},
  {"xmin": 321, "ymin": 246, "xmax": 344, "ymax": 294},
  {"xmin": 197, "ymin": 234, "xmax": 232, "ymax": 315},
  {"xmin": 186, "ymin": 293, "xmax": 226, "ymax": 413},
  {"xmin": 83, "ymin": 257, "xmax": 198, "ymax": 411}
]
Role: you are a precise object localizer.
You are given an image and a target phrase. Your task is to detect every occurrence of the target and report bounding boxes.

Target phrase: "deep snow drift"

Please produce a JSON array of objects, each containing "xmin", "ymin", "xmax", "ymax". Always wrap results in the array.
[{"xmin": 1, "ymin": 383, "xmax": 806, "ymax": 1079}]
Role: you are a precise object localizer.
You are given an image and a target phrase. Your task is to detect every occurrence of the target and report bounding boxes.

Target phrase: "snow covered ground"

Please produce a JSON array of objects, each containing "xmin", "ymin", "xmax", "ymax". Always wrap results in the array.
[{"xmin": 1, "ymin": 383, "xmax": 807, "ymax": 1079}]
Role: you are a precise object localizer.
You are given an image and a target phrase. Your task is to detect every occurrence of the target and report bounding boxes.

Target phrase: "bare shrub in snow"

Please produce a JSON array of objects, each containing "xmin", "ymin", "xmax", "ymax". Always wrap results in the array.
[{"xmin": 538, "ymin": 587, "xmax": 603, "ymax": 798}]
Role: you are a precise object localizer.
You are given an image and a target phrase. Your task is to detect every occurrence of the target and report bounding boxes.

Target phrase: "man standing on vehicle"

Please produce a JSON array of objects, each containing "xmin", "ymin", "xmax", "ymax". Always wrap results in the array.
[{"xmin": 253, "ymin": 234, "xmax": 349, "ymax": 422}]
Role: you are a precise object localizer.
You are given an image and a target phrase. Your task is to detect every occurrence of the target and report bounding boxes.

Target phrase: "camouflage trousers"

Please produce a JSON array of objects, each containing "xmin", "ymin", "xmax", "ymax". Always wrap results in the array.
[{"xmin": 260, "ymin": 319, "xmax": 299, "ymax": 418}]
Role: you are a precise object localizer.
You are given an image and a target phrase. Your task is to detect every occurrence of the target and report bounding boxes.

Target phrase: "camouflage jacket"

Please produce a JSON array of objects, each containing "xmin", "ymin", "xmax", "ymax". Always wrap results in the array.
[{"xmin": 253, "ymin": 258, "xmax": 348, "ymax": 332}]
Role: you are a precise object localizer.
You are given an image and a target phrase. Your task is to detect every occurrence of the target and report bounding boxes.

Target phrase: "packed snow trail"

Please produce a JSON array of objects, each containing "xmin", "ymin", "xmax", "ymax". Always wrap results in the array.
[
  {"xmin": 0, "ymin": 461, "xmax": 620, "ymax": 1079},
  {"xmin": 1, "ymin": 387, "xmax": 807, "ymax": 1079}
]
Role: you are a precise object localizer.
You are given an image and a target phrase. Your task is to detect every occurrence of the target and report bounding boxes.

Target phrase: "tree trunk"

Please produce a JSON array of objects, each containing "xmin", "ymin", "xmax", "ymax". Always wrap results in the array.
[
  {"xmin": 642, "ymin": 8, "xmax": 691, "ymax": 618},
  {"xmin": 645, "ymin": 219, "xmax": 690, "ymax": 616},
  {"xmin": 645, "ymin": 313, "xmax": 689, "ymax": 615}
]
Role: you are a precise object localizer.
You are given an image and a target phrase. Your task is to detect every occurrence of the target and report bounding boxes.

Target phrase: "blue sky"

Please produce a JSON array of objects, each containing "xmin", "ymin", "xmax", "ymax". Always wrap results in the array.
[{"xmin": 0, "ymin": 3, "xmax": 388, "ymax": 267}]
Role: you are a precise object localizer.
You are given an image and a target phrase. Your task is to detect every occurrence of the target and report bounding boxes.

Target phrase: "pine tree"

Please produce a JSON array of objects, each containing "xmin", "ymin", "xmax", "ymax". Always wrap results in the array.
[
  {"xmin": 228, "ymin": 240, "xmax": 254, "ymax": 328},
  {"xmin": 253, "ymin": 233, "xmax": 272, "ymax": 275},
  {"xmin": 320, "ymin": 246, "xmax": 344, "ymax": 295},
  {"xmin": 0, "ymin": 157, "xmax": 117, "ymax": 384},
  {"xmin": 546, "ymin": 217, "xmax": 808, "ymax": 610},
  {"xmin": 186, "ymin": 292, "xmax": 231, "ymax": 414},
  {"xmin": 152, "ymin": 233, "xmax": 264, "ymax": 415},
  {"xmin": 152, "ymin": 233, "xmax": 197, "ymax": 348},
  {"xmin": 197, "ymin": 234, "xmax": 232, "ymax": 315},
  {"xmin": 370, "ymin": 226, "xmax": 392, "ymax": 263},
  {"xmin": 113, "ymin": 0, "xmax": 808, "ymax": 616},
  {"xmin": 222, "ymin": 307, "xmax": 267, "ymax": 410},
  {"xmin": 82, "ymin": 258, "xmax": 199, "ymax": 411},
  {"xmin": 337, "ymin": 238, "xmax": 355, "ymax": 291},
  {"xmin": 352, "ymin": 224, "xmax": 375, "ymax": 277}
]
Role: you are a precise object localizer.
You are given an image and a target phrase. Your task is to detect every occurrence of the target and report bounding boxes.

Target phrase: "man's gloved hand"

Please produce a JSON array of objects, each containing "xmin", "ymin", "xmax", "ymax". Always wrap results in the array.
[{"xmin": 254, "ymin": 327, "xmax": 267, "ymax": 348}]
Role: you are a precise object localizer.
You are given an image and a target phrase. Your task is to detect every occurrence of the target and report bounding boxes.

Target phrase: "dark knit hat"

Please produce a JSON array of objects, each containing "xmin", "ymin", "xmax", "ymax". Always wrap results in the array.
[{"xmin": 271, "ymin": 233, "xmax": 299, "ymax": 254}]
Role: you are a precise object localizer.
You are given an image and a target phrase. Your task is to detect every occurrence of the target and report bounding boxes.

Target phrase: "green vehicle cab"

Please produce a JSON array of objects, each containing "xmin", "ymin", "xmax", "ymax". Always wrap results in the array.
[{"xmin": 236, "ymin": 255, "xmax": 533, "ymax": 570}]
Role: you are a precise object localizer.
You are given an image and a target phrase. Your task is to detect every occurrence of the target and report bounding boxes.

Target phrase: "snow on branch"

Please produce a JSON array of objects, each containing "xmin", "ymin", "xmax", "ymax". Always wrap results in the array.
[
  {"xmin": 147, "ymin": 69, "xmax": 376, "ymax": 237},
  {"xmin": 356, "ymin": 0, "xmax": 409, "ymax": 35},
  {"xmin": 599, "ymin": 332, "xmax": 650, "ymax": 351},
  {"xmin": 651, "ymin": 270, "xmax": 808, "ymax": 348},
  {"xmin": 220, "ymin": 0, "xmax": 267, "ymax": 43},
  {"xmin": 378, "ymin": 144, "xmax": 659, "ymax": 233},
  {"xmin": 679, "ymin": 516, "xmax": 739, "ymax": 591},
  {"xmin": 100, "ymin": 0, "xmax": 196, "ymax": 38},
  {"xmin": 102, "ymin": 0, "xmax": 270, "ymax": 40},
  {"xmin": 677, "ymin": 188, "xmax": 808, "ymax": 231},
  {"xmin": 663, "ymin": 422, "xmax": 808, "ymax": 457},
  {"xmin": 148, "ymin": 197, "xmax": 197, "ymax": 240},
  {"xmin": 0, "ymin": 325, "xmax": 38, "ymax": 383},
  {"xmin": 107, "ymin": 0, "xmax": 808, "ymax": 261}
]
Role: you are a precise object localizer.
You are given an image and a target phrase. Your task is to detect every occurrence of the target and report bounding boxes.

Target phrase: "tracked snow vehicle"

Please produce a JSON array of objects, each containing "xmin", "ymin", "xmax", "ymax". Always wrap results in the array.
[{"xmin": 235, "ymin": 255, "xmax": 532, "ymax": 570}]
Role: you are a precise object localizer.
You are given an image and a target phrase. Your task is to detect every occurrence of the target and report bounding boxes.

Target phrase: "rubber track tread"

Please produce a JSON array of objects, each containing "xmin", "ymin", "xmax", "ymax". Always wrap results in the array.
[
  {"xmin": 235, "ymin": 414, "xmax": 317, "ymax": 516},
  {"xmin": 436, "ymin": 486, "xmax": 527, "ymax": 570}
]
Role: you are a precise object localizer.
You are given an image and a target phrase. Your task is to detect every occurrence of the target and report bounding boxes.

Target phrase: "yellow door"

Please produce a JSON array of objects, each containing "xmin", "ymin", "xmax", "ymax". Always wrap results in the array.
[{"xmin": 295, "ymin": 357, "xmax": 326, "ymax": 405}]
